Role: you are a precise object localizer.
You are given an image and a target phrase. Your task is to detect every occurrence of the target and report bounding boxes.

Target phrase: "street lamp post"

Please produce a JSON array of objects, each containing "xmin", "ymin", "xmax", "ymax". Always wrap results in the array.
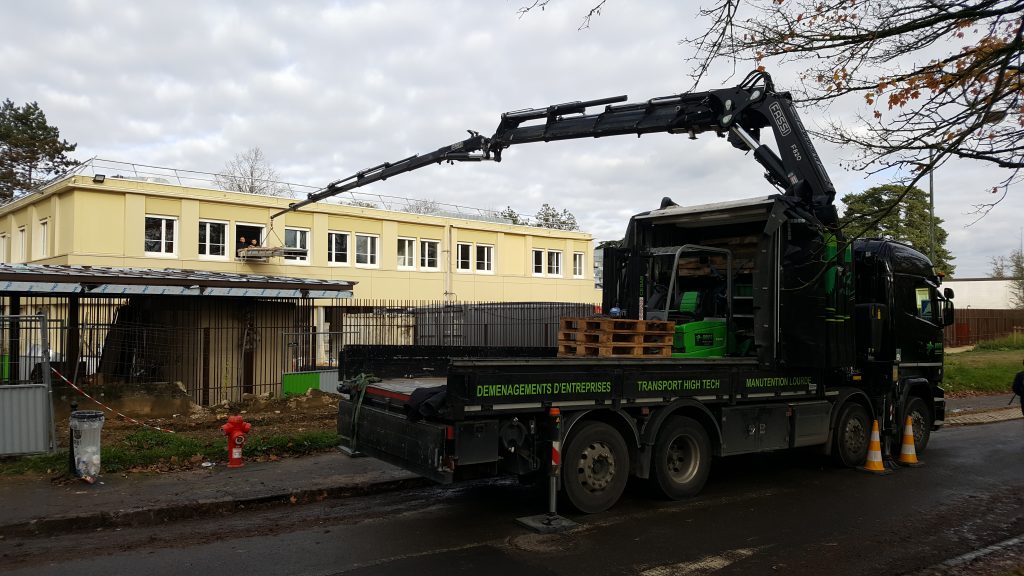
[{"xmin": 928, "ymin": 147, "xmax": 935, "ymax": 265}]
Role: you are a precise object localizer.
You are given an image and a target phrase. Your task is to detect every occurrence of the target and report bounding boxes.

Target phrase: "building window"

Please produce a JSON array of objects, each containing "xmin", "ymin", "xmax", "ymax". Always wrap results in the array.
[
  {"xmin": 355, "ymin": 233, "xmax": 378, "ymax": 267},
  {"xmin": 145, "ymin": 216, "xmax": 177, "ymax": 256},
  {"xmin": 37, "ymin": 219, "xmax": 48, "ymax": 259},
  {"xmin": 420, "ymin": 239, "xmax": 439, "ymax": 271},
  {"xmin": 397, "ymin": 238, "xmax": 416, "ymax": 270},
  {"xmin": 532, "ymin": 249, "xmax": 545, "ymax": 276},
  {"xmin": 17, "ymin": 227, "xmax": 26, "ymax": 262},
  {"xmin": 0, "ymin": 234, "xmax": 7, "ymax": 263},
  {"xmin": 198, "ymin": 221, "xmax": 227, "ymax": 258},
  {"xmin": 328, "ymin": 232, "xmax": 349, "ymax": 265},
  {"xmin": 284, "ymin": 228, "xmax": 309, "ymax": 262},
  {"xmin": 476, "ymin": 244, "xmax": 493, "ymax": 273},
  {"xmin": 547, "ymin": 250, "xmax": 562, "ymax": 276},
  {"xmin": 457, "ymin": 242, "xmax": 472, "ymax": 271},
  {"xmin": 573, "ymin": 252, "xmax": 585, "ymax": 278},
  {"xmin": 235, "ymin": 224, "xmax": 264, "ymax": 257}
]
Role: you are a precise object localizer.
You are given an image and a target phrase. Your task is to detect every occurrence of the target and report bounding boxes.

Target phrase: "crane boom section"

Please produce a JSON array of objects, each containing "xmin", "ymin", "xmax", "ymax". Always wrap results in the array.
[{"xmin": 272, "ymin": 71, "xmax": 837, "ymax": 225}]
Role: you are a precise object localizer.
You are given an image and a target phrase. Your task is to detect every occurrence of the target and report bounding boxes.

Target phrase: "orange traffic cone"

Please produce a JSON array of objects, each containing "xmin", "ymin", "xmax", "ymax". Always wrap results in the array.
[
  {"xmin": 898, "ymin": 416, "xmax": 923, "ymax": 467},
  {"xmin": 860, "ymin": 419, "xmax": 892, "ymax": 475}
]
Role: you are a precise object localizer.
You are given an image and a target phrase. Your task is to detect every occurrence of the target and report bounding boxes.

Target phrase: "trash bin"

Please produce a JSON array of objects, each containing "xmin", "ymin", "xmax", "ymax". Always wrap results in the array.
[{"xmin": 70, "ymin": 410, "xmax": 105, "ymax": 478}]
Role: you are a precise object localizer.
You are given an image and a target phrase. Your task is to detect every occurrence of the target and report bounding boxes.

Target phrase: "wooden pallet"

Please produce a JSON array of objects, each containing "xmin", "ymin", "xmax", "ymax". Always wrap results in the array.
[
  {"xmin": 557, "ymin": 317, "xmax": 675, "ymax": 357},
  {"xmin": 559, "ymin": 317, "xmax": 674, "ymax": 333},
  {"xmin": 559, "ymin": 330, "xmax": 673, "ymax": 345},
  {"xmin": 574, "ymin": 343, "xmax": 672, "ymax": 358}
]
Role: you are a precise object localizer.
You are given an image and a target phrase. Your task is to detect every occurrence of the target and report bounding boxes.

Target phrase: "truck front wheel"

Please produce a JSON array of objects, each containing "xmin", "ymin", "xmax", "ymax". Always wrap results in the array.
[
  {"xmin": 833, "ymin": 402, "xmax": 870, "ymax": 467},
  {"xmin": 649, "ymin": 416, "xmax": 711, "ymax": 500},
  {"xmin": 562, "ymin": 421, "xmax": 629, "ymax": 514},
  {"xmin": 903, "ymin": 397, "xmax": 932, "ymax": 454}
]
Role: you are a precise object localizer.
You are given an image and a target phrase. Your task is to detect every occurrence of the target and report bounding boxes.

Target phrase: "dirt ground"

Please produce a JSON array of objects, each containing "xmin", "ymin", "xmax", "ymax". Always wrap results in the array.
[{"xmin": 53, "ymin": 388, "xmax": 341, "ymax": 463}]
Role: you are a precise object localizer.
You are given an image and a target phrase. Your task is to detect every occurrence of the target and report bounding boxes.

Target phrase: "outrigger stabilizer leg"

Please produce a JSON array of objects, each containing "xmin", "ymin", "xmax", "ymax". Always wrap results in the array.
[{"xmin": 516, "ymin": 408, "xmax": 577, "ymax": 533}]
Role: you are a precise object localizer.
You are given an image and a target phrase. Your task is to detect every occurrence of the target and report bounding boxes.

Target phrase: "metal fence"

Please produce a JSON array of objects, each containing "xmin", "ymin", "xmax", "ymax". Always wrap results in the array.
[
  {"xmin": 0, "ymin": 297, "xmax": 595, "ymax": 407},
  {"xmin": 0, "ymin": 314, "xmax": 56, "ymax": 455},
  {"xmin": 284, "ymin": 300, "xmax": 596, "ymax": 369},
  {"xmin": 944, "ymin": 308, "xmax": 1024, "ymax": 347}
]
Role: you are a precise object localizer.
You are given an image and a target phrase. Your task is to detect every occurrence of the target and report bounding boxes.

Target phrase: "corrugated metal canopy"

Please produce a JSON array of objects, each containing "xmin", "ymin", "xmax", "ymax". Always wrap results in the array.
[{"xmin": 0, "ymin": 264, "xmax": 355, "ymax": 298}]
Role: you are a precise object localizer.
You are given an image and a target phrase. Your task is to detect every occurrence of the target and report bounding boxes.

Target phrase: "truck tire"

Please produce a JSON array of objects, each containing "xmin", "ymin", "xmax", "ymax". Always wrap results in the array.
[
  {"xmin": 649, "ymin": 416, "xmax": 711, "ymax": 500},
  {"xmin": 903, "ymin": 396, "xmax": 932, "ymax": 454},
  {"xmin": 562, "ymin": 421, "xmax": 630, "ymax": 514},
  {"xmin": 832, "ymin": 402, "xmax": 870, "ymax": 467}
]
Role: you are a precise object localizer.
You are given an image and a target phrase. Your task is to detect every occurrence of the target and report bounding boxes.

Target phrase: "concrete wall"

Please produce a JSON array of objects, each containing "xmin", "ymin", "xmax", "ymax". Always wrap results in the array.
[{"xmin": 942, "ymin": 278, "xmax": 1017, "ymax": 309}]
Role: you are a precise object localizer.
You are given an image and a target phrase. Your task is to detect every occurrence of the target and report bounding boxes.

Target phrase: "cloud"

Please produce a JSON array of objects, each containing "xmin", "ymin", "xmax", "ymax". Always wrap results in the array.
[{"xmin": 1, "ymin": 0, "xmax": 1017, "ymax": 277}]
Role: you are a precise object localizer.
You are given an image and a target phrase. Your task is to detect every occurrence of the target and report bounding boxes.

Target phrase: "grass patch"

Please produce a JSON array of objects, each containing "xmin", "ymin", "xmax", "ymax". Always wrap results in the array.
[
  {"xmin": 974, "ymin": 334, "xmax": 1024, "ymax": 351},
  {"xmin": 0, "ymin": 429, "xmax": 340, "ymax": 477},
  {"xmin": 944, "ymin": 349, "xmax": 1023, "ymax": 395}
]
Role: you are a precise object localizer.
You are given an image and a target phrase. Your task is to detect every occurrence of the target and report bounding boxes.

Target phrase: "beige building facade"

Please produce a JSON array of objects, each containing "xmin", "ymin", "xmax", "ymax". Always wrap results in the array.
[{"xmin": 0, "ymin": 174, "xmax": 601, "ymax": 304}]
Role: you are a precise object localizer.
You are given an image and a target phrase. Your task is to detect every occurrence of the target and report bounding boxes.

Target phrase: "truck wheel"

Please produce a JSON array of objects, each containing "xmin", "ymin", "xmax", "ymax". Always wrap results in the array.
[
  {"xmin": 562, "ymin": 421, "xmax": 629, "ymax": 514},
  {"xmin": 903, "ymin": 397, "xmax": 932, "ymax": 454},
  {"xmin": 649, "ymin": 416, "xmax": 711, "ymax": 500},
  {"xmin": 833, "ymin": 402, "xmax": 870, "ymax": 467}
]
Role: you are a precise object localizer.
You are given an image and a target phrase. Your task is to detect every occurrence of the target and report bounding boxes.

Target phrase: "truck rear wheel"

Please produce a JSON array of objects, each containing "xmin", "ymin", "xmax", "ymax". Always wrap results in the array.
[
  {"xmin": 562, "ymin": 421, "xmax": 629, "ymax": 514},
  {"xmin": 903, "ymin": 397, "xmax": 932, "ymax": 454},
  {"xmin": 833, "ymin": 402, "xmax": 870, "ymax": 467},
  {"xmin": 649, "ymin": 416, "xmax": 711, "ymax": 500}
]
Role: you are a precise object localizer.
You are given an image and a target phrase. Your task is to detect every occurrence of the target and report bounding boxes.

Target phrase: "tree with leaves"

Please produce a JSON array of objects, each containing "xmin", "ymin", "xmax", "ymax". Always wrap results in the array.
[
  {"xmin": 0, "ymin": 99, "xmax": 79, "ymax": 200},
  {"xmin": 534, "ymin": 203, "xmax": 580, "ymax": 230},
  {"xmin": 685, "ymin": 0, "xmax": 1023, "ymax": 218},
  {"xmin": 214, "ymin": 147, "xmax": 292, "ymax": 197},
  {"xmin": 499, "ymin": 206, "xmax": 527, "ymax": 225},
  {"xmin": 522, "ymin": 1, "xmax": 1023, "ymax": 217},
  {"xmin": 840, "ymin": 184, "xmax": 955, "ymax": 275},
  {"xmin": 990, "ymin": 248, "xmax": 1024, "ymax": 308}
]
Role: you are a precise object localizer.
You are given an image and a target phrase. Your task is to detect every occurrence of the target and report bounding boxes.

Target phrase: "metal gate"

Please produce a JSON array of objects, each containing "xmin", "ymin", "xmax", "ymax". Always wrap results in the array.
[{"xmin": 0, "ymin": 314, "xmax": 56, "ymax": 455}]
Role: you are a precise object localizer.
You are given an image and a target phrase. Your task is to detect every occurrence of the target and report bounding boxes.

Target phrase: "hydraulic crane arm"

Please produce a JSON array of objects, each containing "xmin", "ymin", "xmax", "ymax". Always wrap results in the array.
[{"xmin": 272, "ymin": 71, "xmax": 837, "ymax": 225}]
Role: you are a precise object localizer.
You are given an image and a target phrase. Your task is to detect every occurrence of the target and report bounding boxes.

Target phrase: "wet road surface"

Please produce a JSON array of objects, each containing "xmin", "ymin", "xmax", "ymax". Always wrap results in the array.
[{"xmin": 2, "ymin": 420, "xmax": 1022, "ymax": 575}]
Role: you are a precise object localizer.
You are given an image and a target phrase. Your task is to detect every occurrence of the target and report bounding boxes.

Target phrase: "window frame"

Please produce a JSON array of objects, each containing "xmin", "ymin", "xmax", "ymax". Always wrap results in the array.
[
  {"xmin": 144, "ymin": 215, "xmax": 178, "ymax": 258},
  {"xmin": 197, "ymin": 219, "xmax": 228, "ymax": 260},
  {"xmin": 419, "ymin": 239, "xmax": 440, "ymax": 271},
  {"xmin": 0, "ymin": 234, "xmax": 7, "ymax": 264},
  {"xmin": 475, "ymin": 244, "xmax": 494, "ymax": 274},
  {"xmin": 397, "ymin": 237, "xmax": 416, "ymax": 270},
  {"xmin": 547, "ymin": 250, "xmax": 563, "ymax": 277},
  {"xmin": 456, "ymin": 242, "xmax": 472, "ymax": 272},
  {"xmin": 327, "ymin": 231, "xmax": 350, "ymax": 266},
  {"xmin": 17, "ymin": 227, "xmax": 26, "ymax": 262},
  {"xmin": 36, "ymin": 218, "xmax": 49, "ymax": 259},
  {"xmin": 532, "ymin": 249, "xmax": 545, "ymax": 277},
  {"xmin": 355, "ymin": 233, "xmax": 380, "ymax": 268},
  {"xmin": 283, "ymin": 226, "xmax": 310, "ymax": 263},
  {"xmin": 573, "ymin": 252, "xmax": 585, "ymax": 278}
]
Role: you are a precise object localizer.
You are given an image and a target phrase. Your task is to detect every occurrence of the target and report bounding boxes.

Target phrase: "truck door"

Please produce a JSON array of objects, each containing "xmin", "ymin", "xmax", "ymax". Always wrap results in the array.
[{"xmin": 892, "ymin": 274, "xmax": 943, "ymax": 364}]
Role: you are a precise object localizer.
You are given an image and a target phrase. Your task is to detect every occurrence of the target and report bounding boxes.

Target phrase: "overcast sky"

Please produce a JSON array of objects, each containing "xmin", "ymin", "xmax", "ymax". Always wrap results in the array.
[{"xmin": 3, "ymin": 0, "xmax": 1021, "ymax": 276}]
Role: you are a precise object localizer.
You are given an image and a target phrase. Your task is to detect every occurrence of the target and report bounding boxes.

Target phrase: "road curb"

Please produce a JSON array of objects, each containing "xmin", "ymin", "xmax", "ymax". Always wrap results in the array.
[
  {"xmin": 945, "ymin": 408, "xmax": 1021, "ymax": 426},
  {"xmin": 0, "ymin": 476, "xmax": 430, "ymax": 538}
]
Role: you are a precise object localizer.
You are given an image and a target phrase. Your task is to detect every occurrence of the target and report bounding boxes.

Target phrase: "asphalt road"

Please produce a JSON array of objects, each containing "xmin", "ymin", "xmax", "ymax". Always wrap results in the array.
[{"xmin": 3, "ymin": 420, "xmax": 1022, "ymax": 576}]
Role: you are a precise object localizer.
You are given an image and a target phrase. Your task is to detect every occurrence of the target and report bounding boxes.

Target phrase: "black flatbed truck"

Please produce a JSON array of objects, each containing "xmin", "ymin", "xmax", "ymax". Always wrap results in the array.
[{"xmin": 274, "ymin": 71, "xmax": 955, "ymax": 513}]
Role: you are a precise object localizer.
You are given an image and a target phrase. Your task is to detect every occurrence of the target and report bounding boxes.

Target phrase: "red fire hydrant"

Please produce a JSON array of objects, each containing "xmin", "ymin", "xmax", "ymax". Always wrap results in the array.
[{"xmin": 222, "ymin": 415, "xmax": 251, "ymax": 468}]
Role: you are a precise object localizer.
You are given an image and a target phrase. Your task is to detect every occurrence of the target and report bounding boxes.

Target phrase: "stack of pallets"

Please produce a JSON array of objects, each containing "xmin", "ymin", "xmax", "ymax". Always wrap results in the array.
[{"xmin": 557, "ymin": 317, "xmax": 675, "ymax": 358}]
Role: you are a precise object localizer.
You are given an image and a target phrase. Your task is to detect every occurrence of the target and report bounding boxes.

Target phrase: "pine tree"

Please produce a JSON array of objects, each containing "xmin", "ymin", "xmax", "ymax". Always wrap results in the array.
[
  {"xmin": 0, "ymin": 99, "xmax": 79, "ymax": 200},
  {"xmin": 840, "ymin": 184, "xmax": 955, "ymax": 275}
]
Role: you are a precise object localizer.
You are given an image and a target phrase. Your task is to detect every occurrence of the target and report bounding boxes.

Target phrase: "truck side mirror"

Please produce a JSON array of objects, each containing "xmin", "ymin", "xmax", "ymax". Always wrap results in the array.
[
  {"xmin": 943, "ymin": 287, "xmax": 954, "ymax": 299},
  {"xmin": 942, "ymin": 300, "xmax": 955, "ymax": 327}
]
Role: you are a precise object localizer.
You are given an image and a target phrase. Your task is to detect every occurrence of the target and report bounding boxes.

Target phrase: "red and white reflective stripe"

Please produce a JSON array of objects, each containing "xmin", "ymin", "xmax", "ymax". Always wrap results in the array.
[
  {"xmin": 551, "ymin": 440, "xmax": 561, "ymax": 466},
  {"xmin": 51, "ymin": 368, "xmax": 176, "ymax": 434}
]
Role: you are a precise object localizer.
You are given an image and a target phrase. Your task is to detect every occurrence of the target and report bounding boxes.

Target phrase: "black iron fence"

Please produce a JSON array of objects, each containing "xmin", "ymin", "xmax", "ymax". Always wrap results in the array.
[{"xmin": 0, "ymin": 297, "xmax": 596, "ymax": 406}]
